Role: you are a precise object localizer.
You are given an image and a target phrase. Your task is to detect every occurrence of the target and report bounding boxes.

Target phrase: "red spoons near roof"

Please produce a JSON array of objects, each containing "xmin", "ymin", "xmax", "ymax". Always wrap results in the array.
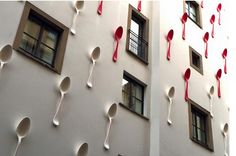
[
  {"xmin": 166, "ymin": 29, "xmax": 174, "ymax": 61},
  {"xmin": 217, "ymin": 3, "xmax": 222, "ymax": 25},
  {"xmin": 112, "ymin": 26, "xmax": 123, "ymax": 62},
  {"xmin": 210, "ymin": 15, "xmax": 215, "ymax": 38},
  {"xmin": 203, "ymin": 32, "xmax": 209, "ymax": 58},
  {"xmin": 137, "ymin": 0, "xmax": 142, "ymax": 12}
]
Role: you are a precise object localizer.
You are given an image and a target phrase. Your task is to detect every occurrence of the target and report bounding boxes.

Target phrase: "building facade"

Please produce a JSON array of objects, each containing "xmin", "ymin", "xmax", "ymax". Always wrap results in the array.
[{"xmin": 0, "ymin": 1, "xmax": 230, "ymax": 156}]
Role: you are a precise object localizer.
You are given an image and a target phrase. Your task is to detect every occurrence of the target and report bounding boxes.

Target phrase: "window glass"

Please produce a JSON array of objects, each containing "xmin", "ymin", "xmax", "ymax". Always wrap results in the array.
[
  {"xmin": 41, "ymin": 28, "xmax": 58, "ymax": 50},
  {"xmin": 24, "ymin": 19, "xmax": 40, "ymax": 39}
]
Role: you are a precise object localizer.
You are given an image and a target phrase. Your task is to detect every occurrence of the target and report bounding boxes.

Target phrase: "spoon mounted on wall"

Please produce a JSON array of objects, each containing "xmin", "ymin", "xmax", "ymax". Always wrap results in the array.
[
  {"xmin": 13, "ymin": 117, "xmax": 31, "ymax": 156},
  {"xmin": 203, "ymin": 32, "xmax": 209, "ymax": 58},
  {"xmin": 87, "ymin": 47, "xmax": 100, "ymax": 88},
  {"xmin": 77, "ymin": 143, "xmax": 88, "ymax": 156},
  {"xmin": 0, "ymin": 44, "xmax": 13, "ymax": 69},
  {"xmin": 222, "ymin": 48, "xmax": 227, "ymax": 74},
  {"xmin": 181, "ymin": 12, "xmax": 188, "ymax": 40},
  {"xmin": 184, "ymin": 68, "xmax": 191, "ymax": 101},
  {"xmin": 221, "ymin": 123, "xmax": 229, "ymax": 156},
  {"xmin": 97, "ymin": 0, "xmax": 103, "ymax": 15},
  {"xmin": 210, "ymin": 15, "xmax": 215, "ymax": 38},
  {"xmin": 208, "ymin": 86, "xmax": 214, "ymax": 117},
  {"xmin": 104, "ymin": 103, "xmax": 117, "ymax": 150},
  {"xmin": 217, "ymin": 3, "xmax": 222, "ymax": 25},
  {"xmin": 167, "ymin": 86, "xmax": 175, "ymax": 125},
  {"xmin": 70, "ymin": 0, "xmax": 84, "ymax": 35},
  {"xmin": 112, "ymin": 26, "xmax": 123, "ymax": 62},
  {"xmin": 166, "ymin": 29, "xmax": 174, "ymax": 60},
  {"xmin": 137, "ymin": 0, "xmax": 142, "ymax": 12},
  {"xmin": 52, "ymin": 76, "xmax": 71, "ymax": 126},
  {"xmin": 216, "ymin": 69, "xmax": 222, "ymax": 98}
]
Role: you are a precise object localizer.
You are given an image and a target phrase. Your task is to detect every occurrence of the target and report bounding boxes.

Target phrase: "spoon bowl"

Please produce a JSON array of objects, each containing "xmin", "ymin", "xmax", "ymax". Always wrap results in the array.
[
  {"xmin": 210, "ymin": 15, "xmax": 215, "ymax": 24},
  {"xmin": 91, "ymin": 47, "xmax": 100, "ymax": 62},
  {"xmin": 107, "ymin": 103, "xmax": 117, "ymax": 118},
  {"xmin": 75, "ymin": 0, "xmax": 84, "ymax": 11},
  {"xmin": 167, "ymin": 29, "xmax": 174, "ymax": 41},
  {"xmin": 222, "ymin": 123, "xmax": 229, "ymax": 136},
  {"xmin": 222, "ymin": 48, "xmax": 227, "ymax": 59},
  {"xmin": 203, "ymin": 32, "xmax": 209, "ymax": 42},
  {"xmin": 77, "ymin": 143, "xmax": 88, "ymax": 156},
  {"xmin": 217, "ymin": 3, "xmax": 222, "ymax": 12},
  {"xmin": 184, "ymin": 68, "xmax": 191, "ymax": 81},
  {"xmin": 167, "ymin": 86, "xmax": 175, "ymax": 99},
  {"xmin": 216, "ymin": 69, "xmax": 222, "ymax": 80},
  {"xmin": 0, "ymin": 44, "xmax": 13, "ymax": 67},
  {"xmin": 209, "ymin": 86, "xmax": 214, "ymax": 96},
  {"xmin": 59, "ymin": 77, "xmax": 71, "ymax": 94},
  {"xmin": 181, "ymin": 12, "xmax": 188, "ymax": 23},
  {"xmin": 115, "ymin": 26, "xmax": 123, "ymax": 40}
]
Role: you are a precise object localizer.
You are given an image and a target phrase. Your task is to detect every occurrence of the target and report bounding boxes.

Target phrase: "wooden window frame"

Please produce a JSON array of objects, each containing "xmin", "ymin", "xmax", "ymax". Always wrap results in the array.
[
  {"xmin": 184, "ymin": 1, "xmax": 202, "ymax": 28},
  {"xmin": 188, "ymin": 99, "xmax": 214, "ymax": 151},
  {"xmin": 121, "ymin": 71, "xmax": 146, "ymax": 115},
  {"xmin": 126, "ymin": 4, "xmax": 149, "ymax": 64},
  {"xmin": 13, "ymin": 1, "xmax": 69, "ymax": 74},
  {"xmin": 189, "ymin": 46, "xmax": 203, "ymax": 75}
]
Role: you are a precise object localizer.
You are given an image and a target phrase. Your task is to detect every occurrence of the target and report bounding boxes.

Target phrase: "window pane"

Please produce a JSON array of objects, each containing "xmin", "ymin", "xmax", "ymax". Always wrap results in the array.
[
  {"xmin": 200, "ymin": 117, "xmax": 205, "ymax": 130},
  {"xmin": 192, "ymin": 125, "xmax": 197, "ymax": 139},
  {"xmin": 41, "ymin": 28, "xmax": 59, "ymax": 49},
  {"xmin": 192, "ymin": 113, "xmax": 196, "ymax": 125},
  {"xmin": 20, "ymin": 33, "xmax": 37, "ymax": 54},
  {"xmin": 196, "ymin": 116, "xmax": 201, "ymax": 128},
  {"xmin": 122, "ymin": 78, "xmax": 131, "ymax": 106},
  {"xmin": 201, "ymin": 131, "xmax": 206, "ymax": 144},
  {"xmin": 122, "ymin": 91, "xmax": 130, "ymax": 106},
  {"xmin": 24, "ymin": 19, "xmax": 40, "ymax": 39},
  {"xmin": 129, "ymin": 34, "xmax": 138, "ymax": 55},
  {"xmin": 135, "ymin": 85, "xmax": 143, "ymax": 100},
  {"xmin": 38, "ymin": 44, "xmax": 55, "ymax": 64},
  {"xmin": 131, "ymin": 20, "xmax": 139, "ymax": 35},
  {"xmin": 197, "ymin": 128, "xmax": 201, "ymax": 141},
  {"xmin": 132, "ymin": 98, "xmax": 142, "ymax": 114}
]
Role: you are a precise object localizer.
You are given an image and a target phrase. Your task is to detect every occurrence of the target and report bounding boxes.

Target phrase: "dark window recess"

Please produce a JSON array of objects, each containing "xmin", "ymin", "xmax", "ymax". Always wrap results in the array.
[
  {"xmin": 188, "ymin": 99, "xmax": 214, "ymax": 151},
  {"xmin": 13, "ymin": 2, "xmax": 69, "ymax": 74},
  {"xmin": 122, "ymin": 73, "xmax": 145, "ymax": 115},
  {"xmin": 185, "ymin": 1, "xmax": 201, "ymax": 27},
  {"xmin": 126, "ymin": 5, "xmax": 149, "ymax": 63},
  {"xmin": 189, "ymin": 47, "xmax": 203, "ymax": 75}
]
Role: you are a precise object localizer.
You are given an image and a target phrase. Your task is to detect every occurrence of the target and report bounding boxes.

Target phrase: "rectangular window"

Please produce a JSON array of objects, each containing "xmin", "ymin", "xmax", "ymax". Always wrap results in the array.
[
  {"xmin": 126, "ymin": 4, "xmax": 149, "ymax": 64},
  {"xmin": 13, "ymin": 2, "xmax": 69, "ymax": 74},
  {"xmin": 185, "ymin": 1, "xmax": 202, "ymax": 27},
  {"xmin": 188, "ymin": 99, "xmax": 214, "ymax": 151},
  {"xmin": 189, "ymin": 46, "xmax": 203, "ymax": 75},
  {"xmin": 122, "ymin": 72, "xmax": 145, "ymax": 115}
]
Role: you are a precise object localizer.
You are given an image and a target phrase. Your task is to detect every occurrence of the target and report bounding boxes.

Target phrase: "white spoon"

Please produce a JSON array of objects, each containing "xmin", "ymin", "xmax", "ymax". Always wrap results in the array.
[
  {"xmin": 87, "ymin": 47, "xmax": 100, "ymax": 88},
  {"xmin": 221, "ymin": 123, "xmax": 229, "ymax": 156},
  {"xmin": 52, "ymin": 76, "xmax": 71, "ymax": 126},
  {"xmin": 104, "ymin": 103, "xmax": 117, "ymax": 150},
  {"xmin": 13, "ymin": 117, "xmax": 31, "ymax": 156},
  {"xmin": 208, "ymin": 86, "xmax": 214, "ymax": 117},
  {"xmin": 77, "ymin": 143, "xmax": 88, "ymax": 156},
  {"xmin": 167, "ymin": 86, "xmax": 175, "ymax": 125},
  {"xmin": 0, "ymin": 44, "xmax": 13, "ymax": 69},
  {"xmin": 70, "ymin": 0, "xmax": 84, "ymax": 35}
]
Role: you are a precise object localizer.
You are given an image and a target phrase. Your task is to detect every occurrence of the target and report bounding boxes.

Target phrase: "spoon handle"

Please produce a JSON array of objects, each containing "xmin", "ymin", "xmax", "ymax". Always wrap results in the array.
[
  {"xmin": 224, "ymin": 136, "xmax": 227, "ymax": 156},
  {"xmin": 97, "ymin": 0, "xmax": 103, "ymax": 15},
  {"xmin": 104, "ymin": 118, "xmax": 112, "ymax": 149},
  {"xmin": 224, "ymin": 58, "xmax": 227, "ymax": 74},
  {"xmin": 13, "ymin": 138, "xmax": 21, "ymax": 156},
  {"xmin": 210, "ymin": 97, "xmax": 213, "ymax": 117},
  {"xmin": 87, "ymin": 61, "xmax": 95, "ymax": 88},
  {"xmin": 70, "ymin": 10, "xmax": 79, "ymax": 34},
  {"xmin": 185, "ymin": 80, "xmax": 189, "ymax": 101},
  {"xmin": 218, "ymin": 80, "xmax": 221, "ymax": 98},
  {"xmin": 182, "ymin": 23, "xmax": 186, "ymax": 40},
  {"xmin": 211, "ymin": 23, "xmax": 214, "ymax": 38},
  {"xmin": 218, "ymin": 11, "xmax": 221, "ymax": 25},
  {"xmin": 52, "ymin": 94, "xmax": 64, "ymax": 125},
  {"xmin": 112, "ymin": 40, "xmax": 119, "ymax": 62},
  {"xmin": 167, "ymin": 41, "xmax": 171, "ymax": 60},
  {"xmin": 137, "ymin": 0, "xmax": 141, "ymax": 12},
  {"xmin": 205, "ymin": 42, "xmax": 208, "ymax": 58},
  {"xmin": 167, "ymin": 99, "xmax": 172, "ymax": 124}
]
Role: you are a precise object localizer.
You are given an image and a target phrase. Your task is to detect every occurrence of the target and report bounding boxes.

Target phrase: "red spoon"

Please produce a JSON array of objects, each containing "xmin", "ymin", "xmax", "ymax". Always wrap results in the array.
[
  {"xmin": 216, "ymin": 69, "xmax": 222, "ymax": 98},
  {"xmin": 210, "ymin": 15, "xmax": 215, "ymax": 38},
  {"xmin": 97, "ymin": 0, "xmax": 103, "ymax": 15},
  {"xmin": 203, "ymin": 32, "xmax": 209, "ymax": 58},
  {"xmin": 222, "ymin": 48, "xmax": 227, "ymax": 74},
  {"xmin": 200, "ymin": 0, "xmax": 204, "ymax": 8},
  {"xmin": 137, "ymin": 0, "xmax": 141, "ymax": 12},
  {"xmin": 181, "ymin": 12, "xmax": 188, "ymax": 40},
  {"xmin": 112, "ymin": 26, "xmax": 123, "ymax": 62},
  {"xmin": 217, "ymin": 3, "xmax": 222, "ymax": 25},
  {"xmin": 166, "ymin": 29, "xmax": 174, "ymax": 60},
  {"xmin": 184, "ymin": 68, "xmax": 191, "ymax": 101}
]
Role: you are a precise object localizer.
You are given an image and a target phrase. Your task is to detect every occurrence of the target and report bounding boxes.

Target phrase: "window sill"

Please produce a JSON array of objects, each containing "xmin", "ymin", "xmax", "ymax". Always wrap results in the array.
[
  {"xmin": 15, "ymin": 48, "xmax": 59, "ymax": 74},
  {"xmin": 127, "ymin": 49, "xmax": 149, "ymax": 65},
  {"xmin": 188, "ymin": 16, "xmax": 202, "ymax": 29},
  {"xmin": 119, "ymin": 103, "xmax": 149, "ymax": 121},
  {"xmin": 191, "ymin": 138, "xmax": 214, "ymax": 152}
]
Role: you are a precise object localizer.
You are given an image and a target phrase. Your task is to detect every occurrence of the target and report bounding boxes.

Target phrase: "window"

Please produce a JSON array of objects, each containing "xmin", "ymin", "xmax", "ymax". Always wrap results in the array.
[
  {"xmin": 189, "ymin": 47, "xmax": 203, "ymax": 74},
  {"xmin": 188, "ymin": 99, "xmax": 214, "ymax": 151},
  {"xmin": 185, "ymin": 1, "xmax": 202, "ymax": 27},
  {"xmin": 122, "ymin": 72, "xmax": 145, "ymax": 115},
  {"xmin": 126, "ymin": 4, "xmax": 149, "ymax": 64},
  {"xmin": 13, "ymin": 2, "xmax": 69, "ymax": 74}
]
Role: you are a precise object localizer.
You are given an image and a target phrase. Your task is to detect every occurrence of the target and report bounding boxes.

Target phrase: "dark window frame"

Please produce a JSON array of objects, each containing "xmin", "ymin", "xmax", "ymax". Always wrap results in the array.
[
  {"xmin": 188, "ymin": 99, "xmax": 214, "ymax": 151},
  {"xmin": 13, "ymin": 1, "xmax": 69, "ymax": 74},
  {"xmin": 184, "ymin": 1, "xmax": 202, "ymax": 28},
  {"xmin": 121, "ymin": 71, "xmax": 146, "ymax": 116},
  {"xmin": 189, "ymin": 46, "xmax": 203, "ymax": 75},
  {"xmin": 126, "ymin": 4, "xmax": 149, "ymax": 64}
]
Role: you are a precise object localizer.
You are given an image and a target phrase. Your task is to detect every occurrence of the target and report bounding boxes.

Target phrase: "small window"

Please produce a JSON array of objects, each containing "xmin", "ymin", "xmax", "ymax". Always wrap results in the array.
[
  {"xmin": 122, "ymin": 72, "xmax": 145, "ymax": 115},
  {"xmin": 126, "ymin": 4, "xmax": 149, "ymax": 64},
  {"xmin": 13, "ymin": 2, "xmax": 69, "ymax": 74},
  {"xmin": 189, "ymin": 47, "xmax": 203, "ymax": 75},
  {"xmin": 188, "ymin": 99, "xmax": 214, "ymax": 151},
  {"xmin": 185, "ymin": 1, "xmax": 202, "ymax": 28}
]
